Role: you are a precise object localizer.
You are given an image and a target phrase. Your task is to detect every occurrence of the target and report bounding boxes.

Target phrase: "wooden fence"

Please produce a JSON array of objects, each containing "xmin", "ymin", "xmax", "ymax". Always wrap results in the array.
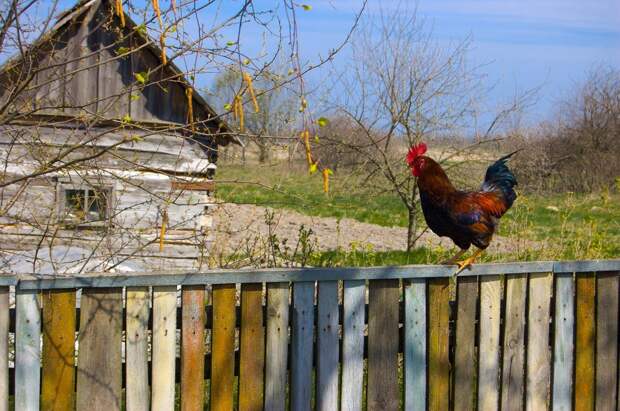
[{"xmin": 1, "ymin": 259, "xmax": 620, "ymax": 411}]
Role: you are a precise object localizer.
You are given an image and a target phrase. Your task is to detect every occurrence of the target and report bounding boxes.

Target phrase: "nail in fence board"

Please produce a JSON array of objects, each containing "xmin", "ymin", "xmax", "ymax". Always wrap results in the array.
[
  {"xmin": 478, "ymin": 276, "xmax": 502, "ymax": 411},
  {"xmin": 428, "ymin": 278, "xmax": 450, "ymax": 411},
  {"xmin": 575, "ymin": 274, "xmax": 595, "ymax": 411},
  {"xmin": 151, "ymin": 286, "xmax": 177, "ymax": 411},
  {"xmin": 42, "ymin": 289, "xmax": 76, "ymax": 411},
  {"xmin": 404, "ymin": 279, "xmax": 426, "ymax": 411},
  {"xmin": 317, "ymin": 281, "xmax": 339, "ymax": 411},
  {"xmin": 15, "ymin": 289, "xmax": 41, "ymax": 411},
  {"xmin": 341, "ymin": 280, "xmax": 365, "ymax": 411},
  {"xmin": 367, "ymin": 279, "xmax": 400, "ymax": 411},
  {"xmin": 211, "ymin": 284, "xmax": 236, "ymax": 411},
  {"xmin": 595, "ymin": 272, "xmax": 618, "ymax": 410},
  {"xmin": 76, "ymin": 288, "xmax": 122, "ymax": 411},
  {"xmin": 125, "ymin": 287, "xmax": 150, "ymax": 411},
  {"xmin": 181, "ymin": 285, "xmax": 206, "ymax": 411},
  {"xmin": 526, "ymin": 273, "xmax": 552, "ymax": 411},
  {"xmin": 501, "ymin": 274, "xmax": 527, "ymax": 411},
  {"xmin": 453, "ymin": 277, "xmax": 477, "ymax": 411},
  {"xmin": 0, "ymin": 287, "xmax": 8, "ymax": 411},
  {"xmin": 291, "ymin": 282, "xmax": 315, "ymax": 411},
  {"xmin": 239, "ymin": 283, "xmax": 265, "ymax": 411},
  {"xmin": 552, "ymin": 274, "xmax": 574, "ymax": 411},
  {"xmin": 265, "ymin": 283, "xmax": 290, "ymax": 411}
]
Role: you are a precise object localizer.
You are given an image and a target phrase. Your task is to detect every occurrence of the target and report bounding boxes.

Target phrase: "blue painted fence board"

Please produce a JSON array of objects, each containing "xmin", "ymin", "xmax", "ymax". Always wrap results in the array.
[
  {"xmin": 341, "ymin": 280, "xmax": 365, "ymax": 411},
  {"xmin": 405, "ymin": 279, "xmax": 426, "ymax": 411},
  {"xmin": 291, "ymin": 282, "xmax": 315, "ymax": 411},
  {"xmin": 15, "ymin": 289, "xmax": 40, "ymax": 411},
  {"xmin": 552, "ymin": 274, "xmax": 574, "ymax": 411},
  {"xmin": 317, "ymin": 281, "xmax": 339, "ymax": 411}
]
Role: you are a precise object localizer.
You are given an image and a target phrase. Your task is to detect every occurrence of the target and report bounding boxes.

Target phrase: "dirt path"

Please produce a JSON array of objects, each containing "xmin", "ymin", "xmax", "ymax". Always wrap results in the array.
[{"xmin": 213, "ymin": 203, "xmax": 533, "ymax": 255}]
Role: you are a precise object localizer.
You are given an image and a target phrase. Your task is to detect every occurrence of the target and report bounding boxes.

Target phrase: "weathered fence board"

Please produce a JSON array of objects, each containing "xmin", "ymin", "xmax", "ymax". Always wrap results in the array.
[
  {"xmin": 265, "ymin": 283, "xmax": 289, "ymax": 411},
  {"xmin": 501, "ymin": 274, "xmax": 527, "ymax": 411},
  {"xmin": 125, "ymin": 287, "xmax": 150, "ymax": 411},
  {"xmin": 526, "ymin": 273, "xmax": 552, "ymax": 411},
  {"xmin": 478, "ymin": 276, "xmax": 502, "ymax": 411},
  {"xmin": 41, "ymin": 289, "xmax": 76, "ymax": 411},
  {"xmin": 151, "ymin": 286, "xmax": 177, "ymax": 411},
  {"xmin": 552, "ymin": 273, "xmax": 574, "ymax": 411},
  {"xmin": 291, "ymin": 282, "xmax": 315, "ymax": 411},
  {"xmin": 428, "ymin": 278, "xmax": 450, "ymax": 411},
  {"xmin": 575, "ymin": 273, "xmax": 595, "ymax": 411},
  {"xmin": 317, "ymin": 281, "xmax": 339, "ymax": 411},
  {"xmin": 76, "ymin": 288, "xmax": 122, "ymax": 411},
  {"xmin": 341, "ymin": 280, "xmax": 365, "ymax": 411},
  {"xmin": 404, "ymin": 279, "xmax": 426, "ymax": 411},
  {"xmin": 239, "ymin": 283, "xmax": 264, "ymax": 411},
  {"xmin": 367, "ymin": 279, "xmax": 400, "ymax": 411},
  {"xmin": 15, "ymin": 289, "xmax": 41, "ymax": 411},
  {"xmin": 211, "ymin": 284, "xmax": 236, "ymax": 411},
  {"xmin": 453, "ymin": 276, "xmax": 477, "ymax": 411},
  {"xmin": 181, "ymin": 285, "xmax": 206, "ymax": 411},
  {"xmin": 595, "ymin": 272, "xmax": 618, "ymax": 410},
  {"xmin": 0, "ymin": 287, "xmax": 8, "ymax": 411}
]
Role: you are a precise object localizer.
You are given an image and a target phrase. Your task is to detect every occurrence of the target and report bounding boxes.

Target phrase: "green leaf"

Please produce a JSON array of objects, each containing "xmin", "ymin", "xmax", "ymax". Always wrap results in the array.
[
  {"xmin": 324, "ymin": 168, "xmax": 333, "ymax": 175},
  {"xmin": 309, "ymin": 163, "xmax": 318, "ymax": 174},
  {"xmin": 130, "ymin": 93, "xmax": 140, "ymax": 101},
  {"xmin": 116, "ymin": 46, "xmax": 130, "ymax": 56},
  {"xmin": 122, "ymin": 114, "xmax": 132, "ymax": 123},
  {"xmin": 243, "ymin": 58, "xmax": 251, "ymax": 65},
  {"xmin": 224, "ymin": 103, "xmax": 232, "ymax": 111},
  {"xmin": 317, "ymin": 117, "xmax": 329, "ymax": 127},
  {"xmin": 134, "ymin": 71, "xmax": 148, "ymax": 84},
  {"xmin": 301, "ymin": 4, "xmax": 312, "ymax": 11},
  {"xmin": 226, "ymin": 40, "xmax": 236, "ymax": 46},
  {"xmin": 135, "ymin": 23, "xmax": 147, "ymax": 37}
]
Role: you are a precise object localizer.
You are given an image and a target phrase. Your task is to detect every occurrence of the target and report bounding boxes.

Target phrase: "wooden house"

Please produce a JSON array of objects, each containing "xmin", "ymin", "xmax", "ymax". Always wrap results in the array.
[{"xmin": 0, "ymin": 0, "xmax": 240, "ymax": 273}]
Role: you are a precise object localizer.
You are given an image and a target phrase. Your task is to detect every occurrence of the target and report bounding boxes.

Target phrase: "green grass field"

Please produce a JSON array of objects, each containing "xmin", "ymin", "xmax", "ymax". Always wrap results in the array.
[{"xmin": 216, "ymin": 164, "xmax": 620, "ymax": 265}]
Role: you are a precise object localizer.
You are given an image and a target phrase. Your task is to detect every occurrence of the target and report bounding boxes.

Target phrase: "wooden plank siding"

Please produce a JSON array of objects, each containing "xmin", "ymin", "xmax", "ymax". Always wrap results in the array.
[
  {"xmin": 341, "ymin": 280, "xmax": 366, "ymax": 411},
  {"xmin": 453, "ymin": 276, "xmax": 478, "ymax": 411},
  {"xmin": 404, "ymin": 279, "xmax": 427, "ymax": 411},
  {"xmin": 125, "ymin": 287, "xmax": 150, "ymax": 411},
  {"xmin": 575, "ymin": 273, "xmax": 596, "ymax": 411},
  {"xmin": 428, "ymin": 278, "xmax": 451, "ymax": 411},
  {"xmin": 552, "ymin": 274, "xmax": 574, "ymax": 411},
  {"xmin": 264, "ymin": 283, "xmax": 289, "ymax": 411},
  {"xmin": 478, "ymin": 276, "xmax": 502, "ymax": 411},
  {"xmin": 211, "ymin": 284, "xmax": 236, "ymax": 411},
  {"xmin": 239, "ymin": 283, "xmax": 265, "ymax": 411},
  {"xmin": 181, "ymin": 285, "xmax": 206, "ymax": 411},
  {"xmin": 595, "ymin": 273, "xmax": 618, "ymax": 410},
  {"xmin": 316, "ymin": 281, "xmax": 339, "ymax": 411}
]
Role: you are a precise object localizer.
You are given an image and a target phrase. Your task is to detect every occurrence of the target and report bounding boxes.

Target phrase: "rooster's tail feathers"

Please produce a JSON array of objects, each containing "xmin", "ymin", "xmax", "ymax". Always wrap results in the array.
[{"xmin": 482, "ymin": 151, "xmax": 519, "ymax": 208}]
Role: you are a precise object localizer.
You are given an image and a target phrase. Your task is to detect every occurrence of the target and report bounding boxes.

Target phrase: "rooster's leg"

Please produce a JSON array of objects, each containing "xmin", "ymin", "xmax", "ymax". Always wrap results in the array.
[
  {"xmin": 441, "ymin": 249, "xmax": 467, "ymax": 265},
  {"xmin": 454, "ymin": 248, "xmax": 484, "ymax": 276}
]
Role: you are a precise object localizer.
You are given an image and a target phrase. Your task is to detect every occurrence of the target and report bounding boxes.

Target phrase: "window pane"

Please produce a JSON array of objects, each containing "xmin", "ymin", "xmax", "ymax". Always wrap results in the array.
[
  {"xmin": 65, "ymin": 189, "xmax": 85, "ymax": 219},
  {"xmin": 87, "ymin": 189, "xmax": 108, "ymax": 221}
]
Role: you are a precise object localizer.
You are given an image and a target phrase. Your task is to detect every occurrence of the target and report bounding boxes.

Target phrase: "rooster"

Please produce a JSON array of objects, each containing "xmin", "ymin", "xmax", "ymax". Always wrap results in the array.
[{"xmin": 406, "ymin": 142, "xmax": 519, "ymax": 274}]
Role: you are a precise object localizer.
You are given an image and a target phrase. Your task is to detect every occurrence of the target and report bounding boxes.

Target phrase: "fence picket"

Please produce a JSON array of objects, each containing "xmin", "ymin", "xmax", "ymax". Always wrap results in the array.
[
  {"xmin": 76, "ymin": 288, "xmax": 122, "ymax": 411},
  {"xmin": 42, "ymin": 289, "xmax": 76, "ymax": 411},
  {"xmin": 501, "ymin": 274, "xmax": 527, "ymax": 411},
  {"xmin": 404, "ymin": 279, "xmax": 426, "ymax": 411},
  {"xmin": 0, "ymin": 287, "xmax": 8, "ymax": 411},
  {"xmin": 367, "ymin": 279, "xmax": 400, "ymax": 411},
  {"xmin": 526, "ymin": 273, "xmax": 552, "ymax": 411},
  {"xmin": 181, "ymin": 285, "xmax": 206, "ymax": 411},
  {"xmin": 429, "ymin": 278, "xmax": 450, "ymax": 411},
  {"xmin": 265, "ymin": 282, "xmax": 290, "ymax": 411},
  {"xmin": 126, "ymin": 287, "xmax": 150, "ymax": 411},
  {"xmin": 454, "ymin": 277, "xmax": 477, "ymax": 411},
  {"xmin": 239, "ymin": 283, "xmax": 265, "ymax": 411},
  {"xmin": 15, "ymin": 289, "xmax": 41, "ymax": 411},
  {"xmin": 317, "ymin": 281, "xmax": 339, "ymax": 411},
  {"xmin": 552, "ymin": 273, "xmax": 574, "ymax": 411},
  {"xmin": 151, "ymin": 286, "xmax": 177, "ymax": 411},
  {"xmin": 291, "ymin": 282, "xmax": 315, "ymax": 411},
  {"xmin": 341, "ymin": 280, "xmax": 365, "ymax": 411},
  {"xmin": 211, "ymin": 284, "xmax": 236, "ymax": 411},
  {"xmin": 575, "ymin": 273, "xmax": 595, "ymax": 411},
  {"xmin": 478, "ymin": 276, "xmax": 502, "ymax": 411},
  {"xmin": 595, "ymin": 272, "xmax": 618, "ymax": 410}
]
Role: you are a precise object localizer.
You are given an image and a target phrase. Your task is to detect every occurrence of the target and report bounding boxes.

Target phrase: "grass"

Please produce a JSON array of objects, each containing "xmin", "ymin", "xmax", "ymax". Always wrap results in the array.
[{"xmin": 216, "ymin": 163, "xmax": 620, "ymax": 263}]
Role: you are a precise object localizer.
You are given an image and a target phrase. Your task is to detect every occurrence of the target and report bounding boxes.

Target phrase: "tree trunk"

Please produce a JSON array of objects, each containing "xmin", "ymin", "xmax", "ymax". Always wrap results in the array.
[{"xmin": 406, "ymin": 207, "xmax": 417, "ymax": 252}]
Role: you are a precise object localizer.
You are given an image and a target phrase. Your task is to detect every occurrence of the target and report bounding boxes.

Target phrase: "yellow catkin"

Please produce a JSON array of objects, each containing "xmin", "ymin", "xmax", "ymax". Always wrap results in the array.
[
  {"xmin": 152, "ymin": 0, "xmax": 163, "ymax": 29},
  {"xmin": 116, "ymin": 0, "xmax": 125, "ymax": 27},
  {"xmin": 159, "ymin": 209, "xmax": 168, "ymax": 251},
  {"xmin": 160, "ymin": 32, "xmax": 167, "ymax": 65},
  {"xmin": 237, "ymin": 95, "xmax": 245, "ymax": 132},
  {"xmin": 302, "ymin": 130, "xmax": 312, "ymax": 166},
  {"xmin": 242, "ymin": 72, "xmax": 259, "ymax": 113},
  {"xmin": 186, "ymin": 87, "xmax": 194, "ymax": 132},
  {"xmin": 322, "ymin": 169, "xmax": 330, "ymax": 193}
]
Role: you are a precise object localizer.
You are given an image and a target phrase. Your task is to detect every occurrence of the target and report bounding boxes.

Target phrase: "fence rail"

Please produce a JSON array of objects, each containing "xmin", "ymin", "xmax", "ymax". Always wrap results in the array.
[{"xmin": 0, "ymin": 259, "xmax": 619, "ymax": 411}]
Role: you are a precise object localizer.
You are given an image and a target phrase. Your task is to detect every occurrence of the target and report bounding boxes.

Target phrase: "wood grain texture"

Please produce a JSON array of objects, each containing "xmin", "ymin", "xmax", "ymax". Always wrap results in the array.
[
  {"xmin": 0, "ymin": 288, "xmax": 8, "ymax": 411},
  {"xmin": 151, "ymin": 286, "xmax": 177, "ymax": 411},
  {"xmin": 341, "ymin": 280, "xmax": 365, "ymax": 411},
  {"xmin": 428, "ymin": 278, "xmax": 450, "ymax": 411},
  {"xmin": 595, "ymin": 272, "xmax": 618, "ymax": 410},
  {"xmin": 181, "ymin": 285, "xmax": 206, "ymax": 411},
  {"xmin": 15, "ymin": 289, "xmax": 41, "ymax": 411},
  {"xmin": 76, "ymin": 287, "xmax": 122, "ymax": 411},
  {"xmin": 501, "ymin": 274, "xmax": 527, "ymax": 411},
  {"xmin": 239, "ymin": 283, "xmax": 265, "ymax": 411},
  {"xmin": 404, "ymin": 279, "xmax": 426, "ymax": 411},
  {"xmin": 367, "ymin": 279, "xmax": 400, "ymax": 411},
  {"xmin": 453, "ymin": 277, "xmax": 477, "ymax": 411},
  {"xmin": 478, "ymin": 276, "xmax": 502, "ymax": 411},
  {"xmin": 552, "ymin": 274, "xmax": 574, "ymax": 411},
  {"xmin": 265, "ymin": 283, "xmax": 290, "ymax": 411},
  {"xmin": 526, "ymin": 273, "xmax": 552, "ymax": 411},
  {"xmin": 42, "ymin": 289, "xmax": 76, "ymax": 411},
  {"xmin": 575, "ymin": 273, "xmax": 595, "ymax": 411},
  {"xmin": 125, "ymin": 287, "xmax": 150, "ymax": 411},
  {"xmin": 211, "ymin": 284, "xmax": 236, "ymax": 411},
  {"xmin": 291, "ymin": 282, "xmax": 315, "ymax": 411},
  {"xmin": 317, "ymin": 281, "xmax": 339, "ymax": 411}
]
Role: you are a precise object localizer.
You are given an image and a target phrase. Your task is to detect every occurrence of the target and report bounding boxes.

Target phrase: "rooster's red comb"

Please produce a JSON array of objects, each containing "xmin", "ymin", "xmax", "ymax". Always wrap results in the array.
[{"xmin": 406, "ymin": 142, "xmax": 427, "ymax": 166}]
